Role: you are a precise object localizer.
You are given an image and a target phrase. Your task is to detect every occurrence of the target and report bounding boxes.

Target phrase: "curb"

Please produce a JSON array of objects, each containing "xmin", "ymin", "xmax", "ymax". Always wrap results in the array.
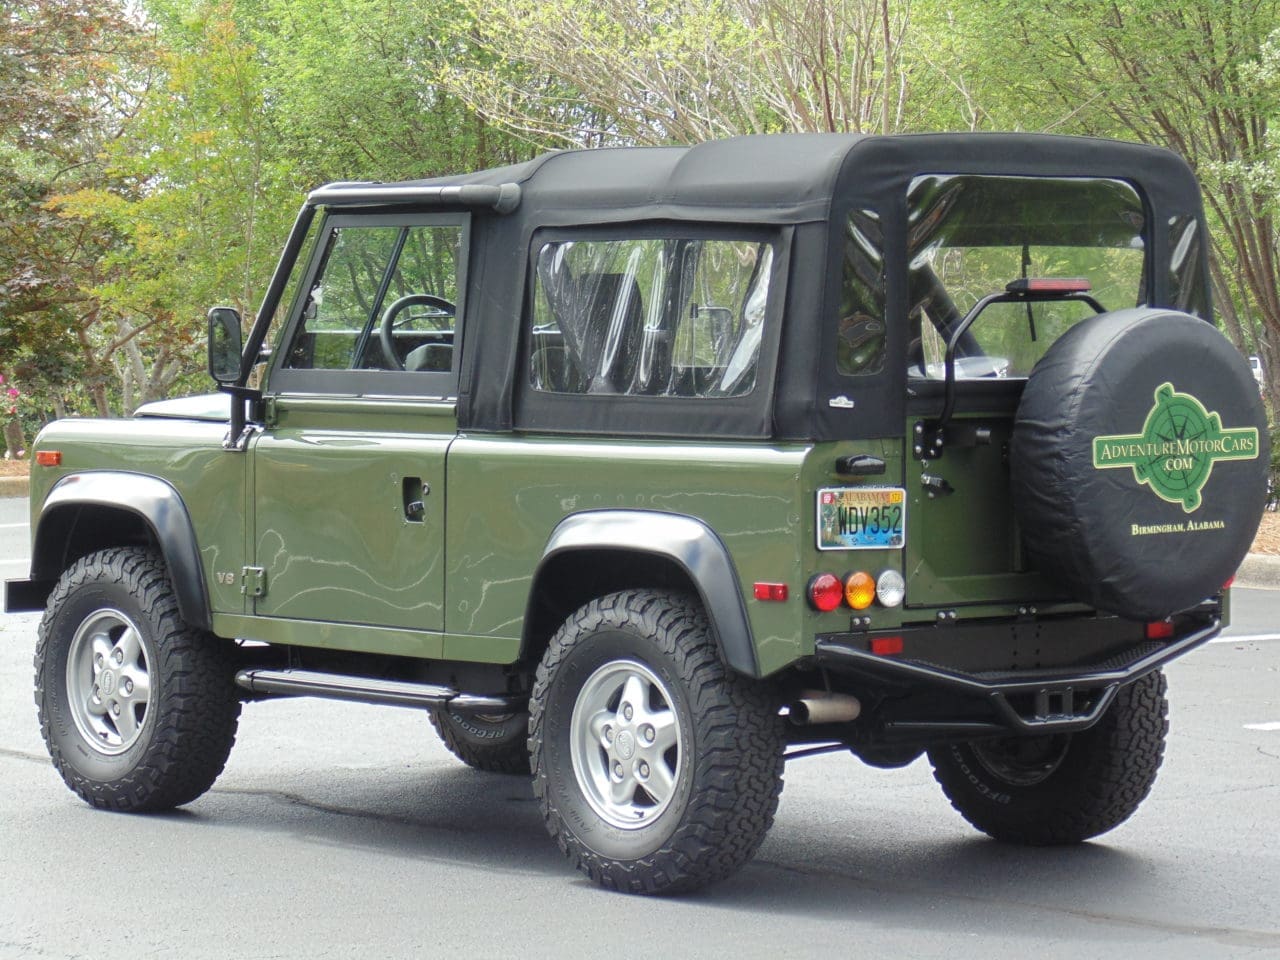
[
  {"xmin": 1235, "ymin": 552, "xmax": 1280, "ymax": 590},
  {"xmin": 0, "ymin": 475, "xmax": 28, "ymax": 498}
]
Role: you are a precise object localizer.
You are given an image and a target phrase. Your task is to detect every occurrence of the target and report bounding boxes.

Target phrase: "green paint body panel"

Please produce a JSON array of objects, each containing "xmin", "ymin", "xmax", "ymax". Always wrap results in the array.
[
  {"xmin": 26, "ymin": 414, "xmax": 923, "ymax": 676},
  {"xmin": 250, "ymin": 396, "xmax": 454, "ymax": 631},
  {"xmin": 446, "ymin": 436, "xmax": 813, "ymax": 676},
  {"xmin": 27, "ymin": 415, "xmax": 249, "ymax": 617},
  {"xmin": 904, "ymin": 416, "xmax": 1061, "ymax": 608}
]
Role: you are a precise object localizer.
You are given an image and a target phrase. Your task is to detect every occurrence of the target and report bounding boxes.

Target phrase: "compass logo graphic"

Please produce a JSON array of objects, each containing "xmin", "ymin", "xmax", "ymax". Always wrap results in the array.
[{"xmin": 1092, "ymin": 382, "xmax": 1259, "ymax": 513}]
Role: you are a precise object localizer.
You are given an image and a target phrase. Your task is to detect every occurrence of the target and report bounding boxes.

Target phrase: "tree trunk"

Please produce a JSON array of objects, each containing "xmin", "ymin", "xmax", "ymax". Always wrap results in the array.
[{"xmin": 3, "ymin": 419, "xmax": 25, "ymax": 459}]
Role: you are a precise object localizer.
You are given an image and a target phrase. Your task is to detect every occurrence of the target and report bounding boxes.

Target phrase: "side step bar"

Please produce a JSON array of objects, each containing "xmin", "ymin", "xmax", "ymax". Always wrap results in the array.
[{"xmin": 234, "ymin": 668, "xmax": 525, "ymax": 715}]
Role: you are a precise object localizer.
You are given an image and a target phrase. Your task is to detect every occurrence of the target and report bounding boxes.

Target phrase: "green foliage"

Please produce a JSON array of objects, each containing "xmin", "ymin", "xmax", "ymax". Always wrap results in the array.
[{"xmin": 3, "ymin": 0, "xmax": 1277, "ymax": 426}]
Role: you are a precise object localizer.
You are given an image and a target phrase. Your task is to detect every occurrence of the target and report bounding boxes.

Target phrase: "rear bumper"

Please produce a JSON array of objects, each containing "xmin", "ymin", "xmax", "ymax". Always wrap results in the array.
[{"xmin": 814, "ymin": 615, "xmax": 1219, "ymax": 737}]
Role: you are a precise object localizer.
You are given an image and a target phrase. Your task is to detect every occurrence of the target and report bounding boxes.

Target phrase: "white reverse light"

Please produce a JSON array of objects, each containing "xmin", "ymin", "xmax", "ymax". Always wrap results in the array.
[{"xmin": 876, "ymin": 569, "xmax": 906, "ymax": 608}]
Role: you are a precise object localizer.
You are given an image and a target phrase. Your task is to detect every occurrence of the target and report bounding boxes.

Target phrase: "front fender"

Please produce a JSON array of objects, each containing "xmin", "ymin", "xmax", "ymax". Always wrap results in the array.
[{"xmin": 28, "ymin": 472, "xmax": 211, "ymax": 630}]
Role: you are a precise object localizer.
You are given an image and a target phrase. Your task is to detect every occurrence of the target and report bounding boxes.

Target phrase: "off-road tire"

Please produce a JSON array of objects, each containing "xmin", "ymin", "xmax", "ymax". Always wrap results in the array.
[
  {"xmin": 428, "ymin": 707, "xmax": 530, "ymax": 774},
  {"xmin": 530, "ymin": 589, "xmax": 785, "ymax": 895},
  {"xmin": 927, "ymin": 670, "xmax": 1168, "ymax": 844},
  {"xmin": 34, "ymin": 547, "xmax": 242, "ymax": 811}
]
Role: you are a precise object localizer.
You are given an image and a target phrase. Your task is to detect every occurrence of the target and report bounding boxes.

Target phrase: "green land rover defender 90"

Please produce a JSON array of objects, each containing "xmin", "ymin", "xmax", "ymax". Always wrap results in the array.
[{"xmin": 5, "ymin": 133, "xmax": 1269, "ymax": 893}]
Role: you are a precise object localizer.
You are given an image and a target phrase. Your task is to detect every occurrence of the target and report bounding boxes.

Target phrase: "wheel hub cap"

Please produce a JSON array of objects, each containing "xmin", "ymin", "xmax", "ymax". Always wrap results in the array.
[
  {"xmin": 569, "ymin": 659, "xmax": 682, "ymax": 830},
  {"xmin": 615, "ymin": 730, "xmax": 636, "ymax": 761},
  {"xmin": 65, "ymin": 608, "xmax": 153, "ymax": 756}
]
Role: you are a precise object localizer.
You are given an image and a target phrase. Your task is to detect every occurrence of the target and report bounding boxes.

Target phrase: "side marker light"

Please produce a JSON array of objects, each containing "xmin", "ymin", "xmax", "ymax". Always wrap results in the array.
[{"xmin": 753, "ymin": 582, "xmax": 789, "ymax": 602}]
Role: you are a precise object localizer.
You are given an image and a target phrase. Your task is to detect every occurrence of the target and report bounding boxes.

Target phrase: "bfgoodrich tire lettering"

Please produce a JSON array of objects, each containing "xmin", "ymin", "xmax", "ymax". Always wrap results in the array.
[
  {"xmin": 428, "ymin": 707, "xmax": 530, "ymax": 774},
  {"xmin": 34, "ymin": 547, "xmax": 241, "ymax": 812},
  {"xmin": 926, "ymin": 671, "xmax": 1169, "ymax": 844},
  {"xmin": 530, "ymin": 590, "xmax": 785, "ymax": 894}
]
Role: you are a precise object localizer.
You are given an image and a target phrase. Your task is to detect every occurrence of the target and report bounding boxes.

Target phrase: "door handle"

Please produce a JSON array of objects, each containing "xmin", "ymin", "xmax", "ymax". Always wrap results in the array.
[{"xmin": 402, "ymin": 477, "xmax": 428, "ymax": 522}]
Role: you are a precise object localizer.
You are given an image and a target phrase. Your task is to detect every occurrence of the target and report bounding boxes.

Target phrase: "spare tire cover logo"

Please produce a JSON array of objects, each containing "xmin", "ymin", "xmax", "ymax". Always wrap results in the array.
[{"xmin": 1092, "ymin": 382, "xmax": 1259, "ymax": 513}]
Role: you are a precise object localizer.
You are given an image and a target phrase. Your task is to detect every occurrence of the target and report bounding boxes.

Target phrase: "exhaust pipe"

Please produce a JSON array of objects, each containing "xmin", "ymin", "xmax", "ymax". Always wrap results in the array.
[{"xmin": 788, "ymin": 691, "xmax": 861, "ymax": 726}]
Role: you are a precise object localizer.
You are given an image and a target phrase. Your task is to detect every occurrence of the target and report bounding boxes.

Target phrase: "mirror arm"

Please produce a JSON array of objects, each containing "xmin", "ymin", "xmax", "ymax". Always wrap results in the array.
[{"xmin": 219, "ymin": 384, "xmax": 261, "ymax": 452}]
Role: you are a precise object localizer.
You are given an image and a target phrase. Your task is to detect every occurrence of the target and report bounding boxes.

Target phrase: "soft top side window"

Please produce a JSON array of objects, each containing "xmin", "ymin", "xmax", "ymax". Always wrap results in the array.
[{"xmin": 529, "ymin": 236, "xmax": 774, "ymax": 399}]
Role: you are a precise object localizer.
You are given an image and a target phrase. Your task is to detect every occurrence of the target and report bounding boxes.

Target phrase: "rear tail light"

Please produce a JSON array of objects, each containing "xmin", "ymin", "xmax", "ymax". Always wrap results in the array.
[
  {"xmin": 843, "ymin": 571, "xmax": 876, "ymax": 610},
  {"xmin": 875, "ymin": 569, "xmax": 905, "ymax": 607},
  {"xmin": 807, "ymin": 573, "xmax": 844, "ymax": 612},
  {"xmin": 1145, "ymin": 620, "xmax": 1175, "ymax": 640}
]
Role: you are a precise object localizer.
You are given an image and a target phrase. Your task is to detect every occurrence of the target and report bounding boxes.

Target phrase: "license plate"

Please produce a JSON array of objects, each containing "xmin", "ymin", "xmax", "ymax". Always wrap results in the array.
[{"xmin": 817, "ymin": 487, "xmax": 906, "ymax": 551}]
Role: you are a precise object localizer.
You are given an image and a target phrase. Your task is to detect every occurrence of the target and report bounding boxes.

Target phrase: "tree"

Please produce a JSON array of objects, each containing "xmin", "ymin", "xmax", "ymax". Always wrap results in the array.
[
  {"xmin": 0, "ymin": 0, "xmax": 152, "ymax": 418},
  {"xmin": 52, "ymin": 4, "xmax": 297, "ymax": 413},
  {"xmin": 919, "ymin": 0, "xmax": 1280, "ymax": 410},
  {"xmin": 443, "ymin": 0, "xmax": 916, "ymax": 146}
]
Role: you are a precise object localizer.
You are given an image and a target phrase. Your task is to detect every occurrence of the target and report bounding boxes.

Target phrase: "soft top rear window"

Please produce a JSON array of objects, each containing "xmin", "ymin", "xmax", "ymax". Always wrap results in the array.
[{"xmin": 904, "ymin": 175, "xmax": 1147, "ymax": 380}]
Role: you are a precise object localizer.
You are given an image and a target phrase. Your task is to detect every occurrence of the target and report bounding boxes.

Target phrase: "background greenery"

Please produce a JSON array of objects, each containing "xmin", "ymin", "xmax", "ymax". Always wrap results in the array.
[{"xmin": 1, "ymin": 0, "xmax": 1277, "ymax": 451}]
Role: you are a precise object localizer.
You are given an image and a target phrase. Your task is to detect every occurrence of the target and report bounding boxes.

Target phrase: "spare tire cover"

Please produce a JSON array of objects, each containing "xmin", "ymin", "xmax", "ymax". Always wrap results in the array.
[{"xmin": 1011, "ymin": 307, "xmax": 1268, "ymax": 620}]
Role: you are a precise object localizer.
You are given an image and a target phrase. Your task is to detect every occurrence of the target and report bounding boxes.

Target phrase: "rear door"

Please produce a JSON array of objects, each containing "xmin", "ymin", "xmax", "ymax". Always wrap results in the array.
[{"xmin": 898, "ymin": 174, "xmax": 1150, "ymax": 608}]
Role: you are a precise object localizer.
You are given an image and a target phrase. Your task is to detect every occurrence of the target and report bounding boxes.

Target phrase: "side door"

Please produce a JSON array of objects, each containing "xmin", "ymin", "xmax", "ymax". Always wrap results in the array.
[{"xmin": 250, "ymin": 212, "xmax": 468, "ymax": 639}]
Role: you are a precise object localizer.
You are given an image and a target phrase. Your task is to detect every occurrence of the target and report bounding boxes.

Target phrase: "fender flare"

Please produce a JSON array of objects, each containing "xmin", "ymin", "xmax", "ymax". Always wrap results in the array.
[
  {"xmin": 529, "ymin": 510, "xmax": 759, "ymax": 676},
  {"xmin": 31, "ymin": 472, "xmax": 212, "ymax": 630}
]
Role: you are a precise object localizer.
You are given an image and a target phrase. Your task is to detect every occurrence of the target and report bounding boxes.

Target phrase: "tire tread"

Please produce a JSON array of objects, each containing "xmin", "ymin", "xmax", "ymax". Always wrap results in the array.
[
  {"xmin": 529, "ymin": 589, "xmax": 784, "ymax": 894},
  {"xmin": 34, "ymin": 547, "xmax": 241, "ymax": 812}
]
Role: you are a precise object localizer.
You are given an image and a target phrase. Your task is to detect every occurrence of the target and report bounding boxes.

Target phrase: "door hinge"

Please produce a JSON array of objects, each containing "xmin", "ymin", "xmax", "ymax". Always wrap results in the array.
[{"xmin": 241, "ymin": 566, "xmax": 267, "ymax": 598}]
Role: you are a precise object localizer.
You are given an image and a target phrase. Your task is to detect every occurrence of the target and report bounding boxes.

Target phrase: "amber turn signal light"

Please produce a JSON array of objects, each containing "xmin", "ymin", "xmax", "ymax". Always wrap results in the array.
[
  {"xmin": 35, "ymin": 450, "xmax": 61, "ymax": 467},
  {"xmin": 843, "ymin": 571, "xmax": 875, "ymax": 610}
]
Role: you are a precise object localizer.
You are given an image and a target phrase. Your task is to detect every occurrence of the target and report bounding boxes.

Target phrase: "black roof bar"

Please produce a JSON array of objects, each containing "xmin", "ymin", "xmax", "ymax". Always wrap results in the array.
[{"xmin": 306, "ymin": 181, "xmax": 521, "ymax": 214}]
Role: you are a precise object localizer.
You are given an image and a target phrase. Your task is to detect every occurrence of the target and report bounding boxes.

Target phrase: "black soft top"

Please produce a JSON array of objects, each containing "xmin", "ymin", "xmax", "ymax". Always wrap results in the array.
[
  {"xmin": 305, "ymin": 133, "xmax": 1208, "ymax": 440},
  {"xmin": 317, "ymin": 132, "xmax": 1201, "ymax": 226}
]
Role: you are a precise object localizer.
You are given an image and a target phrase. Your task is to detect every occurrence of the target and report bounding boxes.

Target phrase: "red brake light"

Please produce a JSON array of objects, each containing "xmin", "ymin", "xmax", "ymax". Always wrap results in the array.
[
  {"xmin": 1145, "ymin": 620, "xmax": 1175, "ymax": 640},
  {"xmin": 807, "ymin": 573, "xmax": 843, "ymax": 612},
  {"xmin": 1006, "ymin": 278, "xmax": 1092, "ymax": 294},
  {"xmin": 35, "ymin": 451, "xmax": 61, "ymax": 467},
  {"xmin": 1222, "ymin": 576, "xmax": 1235, "ymax": 591}
]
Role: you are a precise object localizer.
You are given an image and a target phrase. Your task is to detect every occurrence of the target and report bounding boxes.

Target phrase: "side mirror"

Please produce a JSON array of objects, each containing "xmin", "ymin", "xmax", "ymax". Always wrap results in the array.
[{"xmin": 207, "ymin": 306, "xmax": 243, "ymax": 384}]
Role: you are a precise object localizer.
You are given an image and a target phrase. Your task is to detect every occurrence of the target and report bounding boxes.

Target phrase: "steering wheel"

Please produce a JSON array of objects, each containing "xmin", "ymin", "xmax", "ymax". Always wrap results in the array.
[{"xmin": 379, "ymin": 294, "xmax": 456, "ymax": 371}]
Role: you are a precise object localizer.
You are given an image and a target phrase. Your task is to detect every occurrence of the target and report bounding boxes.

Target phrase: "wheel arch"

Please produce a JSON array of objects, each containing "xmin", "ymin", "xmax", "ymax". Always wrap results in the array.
[
  {"xmin": 520, "ymin": 511, "xmax": 759, "ymax": 677},
  {"xmin": 29, "ymin": 472, "xmax": 211, "ymax": 630}
]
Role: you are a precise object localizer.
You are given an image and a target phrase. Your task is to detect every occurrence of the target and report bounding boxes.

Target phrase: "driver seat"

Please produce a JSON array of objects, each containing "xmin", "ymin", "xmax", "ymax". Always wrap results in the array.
[{"xmin": 405, "ymin": 343, "xmax": 453, "ymax": 372}]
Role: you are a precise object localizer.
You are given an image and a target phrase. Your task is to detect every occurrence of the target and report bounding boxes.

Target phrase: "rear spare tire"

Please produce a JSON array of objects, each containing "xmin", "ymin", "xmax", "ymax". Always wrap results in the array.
[{"xmin": 1011, "ymin": 308, "xmax": 1267, "ymax": 620}]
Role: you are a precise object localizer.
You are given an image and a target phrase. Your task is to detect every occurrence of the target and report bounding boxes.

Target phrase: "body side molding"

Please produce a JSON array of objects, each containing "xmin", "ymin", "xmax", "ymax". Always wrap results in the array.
[{"xmin": 531, "ymin": 510, "xmax": 759, "ymax": 676}]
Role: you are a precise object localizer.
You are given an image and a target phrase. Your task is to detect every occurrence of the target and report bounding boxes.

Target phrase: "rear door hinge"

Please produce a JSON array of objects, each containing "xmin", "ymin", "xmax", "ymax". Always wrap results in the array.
[{"xmin": 241, "ymin": 566, "xmax": 267, "ymax": 598}]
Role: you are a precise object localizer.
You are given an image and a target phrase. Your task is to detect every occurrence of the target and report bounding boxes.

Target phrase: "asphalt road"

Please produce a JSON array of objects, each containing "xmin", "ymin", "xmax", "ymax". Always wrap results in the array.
[{"xmin": 1, "ymin": 496, "xmax": 1278, "ymax": 958}]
